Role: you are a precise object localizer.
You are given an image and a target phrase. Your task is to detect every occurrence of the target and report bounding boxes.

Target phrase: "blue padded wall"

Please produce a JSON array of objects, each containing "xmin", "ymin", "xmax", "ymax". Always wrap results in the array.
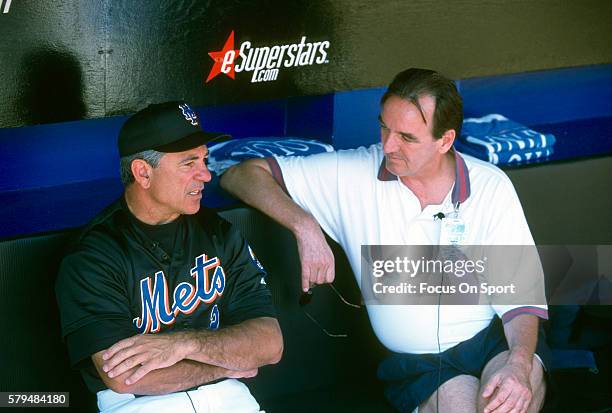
[
  {"xmin": 332, "ymin": 88, "xmax": 385, "ymax": 150},
  {"xmin": 0, "ymin": 98, "xmax": 333, "ymax": 193},
  {"xmin": 1, "ymin": 65, "xmax": 611, "ymax": 239},
  {"xmin": 460, "ymin": 64, "xmax": 612, "ymax": 125},
  {"xmin": 0, "ymin": 95, "xmax": 333, "ymax": 238},
  {"xmin": 330, "ymin": 64, "xmax": 612, "ymax": 151},
  {"xmin": 0, "ymin": 117, "xmax": 125, "ymax": 192}
]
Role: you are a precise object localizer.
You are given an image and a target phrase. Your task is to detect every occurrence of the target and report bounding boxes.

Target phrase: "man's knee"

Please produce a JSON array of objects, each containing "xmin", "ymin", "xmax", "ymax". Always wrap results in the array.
[
  {"xmin": 526, "ymin": 358, "xmax": 546, "ymax": 413},
  {"xmin": 419, "ymin": 375, "xmax": 479, "ymax": 413},
  {"xmin": 478, "ymin": 351, "xmax": 546, "ymax": 413}
]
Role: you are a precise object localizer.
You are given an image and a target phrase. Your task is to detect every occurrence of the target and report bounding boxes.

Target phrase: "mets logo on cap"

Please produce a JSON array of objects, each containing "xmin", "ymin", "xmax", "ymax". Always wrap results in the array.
[{"xmin": 179, "ymin": 103, "xmax": 199, "ymax": 126}]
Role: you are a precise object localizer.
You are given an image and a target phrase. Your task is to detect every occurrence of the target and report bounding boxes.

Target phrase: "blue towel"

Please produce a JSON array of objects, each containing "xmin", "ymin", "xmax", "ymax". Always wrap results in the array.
[
  {"xmin": 460, "ymin": 114, "xmax": 556, "ymax": 153},
  {"xmin": 455, "ymin": 139, "xmax": 554, "ymax": 165},
  {"xmin": 208, "ymin": 136, "xmax": 334, "ymax": 174}
]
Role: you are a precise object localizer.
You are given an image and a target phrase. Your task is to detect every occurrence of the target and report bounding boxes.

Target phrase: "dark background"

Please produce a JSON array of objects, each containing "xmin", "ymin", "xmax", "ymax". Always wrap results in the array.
[{"xmin": 0, "ymin": 0, "xmax": 611, "ymax": 128}]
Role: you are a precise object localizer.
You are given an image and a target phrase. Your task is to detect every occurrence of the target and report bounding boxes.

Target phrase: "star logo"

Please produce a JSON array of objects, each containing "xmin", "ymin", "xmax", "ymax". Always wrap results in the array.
[{"xmin": 206, "ymin": 31, "xmax": 239, "ymax": 83}]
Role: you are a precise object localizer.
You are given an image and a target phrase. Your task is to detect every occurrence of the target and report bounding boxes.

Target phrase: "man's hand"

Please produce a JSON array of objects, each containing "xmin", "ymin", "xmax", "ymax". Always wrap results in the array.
[
  {"xmin": 102, "ymin": 333, "xmax": 188, "ymax": 385},
  {"xmin": 481, "ymin": 361, "xmax": 533, "ymax": 413},
  {"xmin": 295, "ymin": 218, "xmax": 335, "ymax": 292}
]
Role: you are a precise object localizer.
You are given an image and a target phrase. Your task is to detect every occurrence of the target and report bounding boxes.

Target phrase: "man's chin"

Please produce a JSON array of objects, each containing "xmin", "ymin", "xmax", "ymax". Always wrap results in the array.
[
  {"xmin": 385, "ymin": 160, "xmax": 406, "ymax": 176},
  {"xmin": 183, "ymin": 201, "xmax": 202, "ymax": 215}
]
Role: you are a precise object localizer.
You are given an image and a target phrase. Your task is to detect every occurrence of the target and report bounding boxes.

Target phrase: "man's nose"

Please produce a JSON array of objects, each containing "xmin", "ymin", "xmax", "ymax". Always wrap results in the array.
[
  {"xmin": 382, "ymin": 132, "xmax": 400, "ymax": 153},
  {"xmin": 195, "ymin": 163, "xmax": 212, "ymax": 182}
]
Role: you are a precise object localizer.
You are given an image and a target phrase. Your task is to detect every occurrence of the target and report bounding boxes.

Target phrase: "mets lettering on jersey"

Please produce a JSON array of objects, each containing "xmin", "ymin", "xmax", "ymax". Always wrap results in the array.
[{"xmin": 133, "ymin": 253, "xmax": 226, "ymax": 334}]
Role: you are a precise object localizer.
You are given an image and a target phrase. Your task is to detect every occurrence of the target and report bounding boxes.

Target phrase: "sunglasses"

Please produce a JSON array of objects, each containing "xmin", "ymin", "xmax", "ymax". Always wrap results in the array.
[{"xmin": 299, "ymin": 283, "xmax": 361, "ymax": 338}]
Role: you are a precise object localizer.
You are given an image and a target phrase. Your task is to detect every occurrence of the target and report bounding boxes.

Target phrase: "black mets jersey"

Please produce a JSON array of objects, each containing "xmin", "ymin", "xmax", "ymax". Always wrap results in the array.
[{"xmin": 55, "ymin": 197, "xmax": 275, "ymax": 392}]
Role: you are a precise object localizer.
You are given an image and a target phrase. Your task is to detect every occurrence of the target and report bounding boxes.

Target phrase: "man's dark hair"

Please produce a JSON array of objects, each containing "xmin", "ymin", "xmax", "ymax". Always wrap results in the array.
[{"xmin": 381, "ymin": 68, "xmax": 463, "ymax": 139}]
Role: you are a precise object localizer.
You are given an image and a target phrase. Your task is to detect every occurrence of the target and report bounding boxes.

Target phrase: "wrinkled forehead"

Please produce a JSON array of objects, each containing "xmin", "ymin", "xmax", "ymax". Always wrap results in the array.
[
  {"xmin": 382, "ymin": 94, "xmax": 436, "ymax": 127},
  {"xmin": 398, "ymin": 93, "xmax": 436, "ymax": 126}
]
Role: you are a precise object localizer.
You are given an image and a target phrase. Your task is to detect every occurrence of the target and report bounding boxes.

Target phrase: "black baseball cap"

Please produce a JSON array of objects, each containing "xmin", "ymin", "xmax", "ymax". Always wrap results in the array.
[{"xmin": 118, "ymin": 101, "xmax": 230, "ymax": 157}]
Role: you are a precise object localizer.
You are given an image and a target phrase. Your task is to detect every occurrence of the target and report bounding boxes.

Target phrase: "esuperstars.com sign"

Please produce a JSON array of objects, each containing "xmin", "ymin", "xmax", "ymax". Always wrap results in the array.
[{"xmin": 206, "ymin": 31, "xmax": 330, "ymax": 84}]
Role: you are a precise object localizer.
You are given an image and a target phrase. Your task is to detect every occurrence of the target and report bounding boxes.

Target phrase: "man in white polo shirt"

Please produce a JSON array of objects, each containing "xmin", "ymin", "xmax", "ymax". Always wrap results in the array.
[{"xmin": 221, "ymin": 68, "xmax": 549, "ymax": 413}]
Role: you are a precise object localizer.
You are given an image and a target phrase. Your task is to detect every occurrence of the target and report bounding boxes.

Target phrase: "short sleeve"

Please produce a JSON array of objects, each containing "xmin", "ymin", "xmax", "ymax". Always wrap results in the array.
[
  {"xmin": 481, "ymin": 174, "xmax": 548, "ymax": 321},
  {"xmin": 483, "ymin": 176, "xmax": 536, "ymax": 246},
  {"xmin": 55, "ymin": 245, "xmax": 135, "ymax": 367},
  {"xmin": 271, "ymin": 151, "xmax": 342, "ymax": 243},
  {"xmin": 494, "ymin": 305, "xmax": 549, "ymax": 323},
  {"xmin": 219, "ymin": 224, "xmax": 276, "ymax": 326}
]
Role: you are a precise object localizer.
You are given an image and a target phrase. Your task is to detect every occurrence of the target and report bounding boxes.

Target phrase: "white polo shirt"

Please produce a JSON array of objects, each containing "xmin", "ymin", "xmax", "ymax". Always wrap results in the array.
[{"xmin": 270, "ymin": 144, "xmax": 547, "ymax": 354}]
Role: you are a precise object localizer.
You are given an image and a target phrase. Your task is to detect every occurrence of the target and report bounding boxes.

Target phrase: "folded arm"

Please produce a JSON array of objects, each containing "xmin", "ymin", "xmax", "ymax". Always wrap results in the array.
[
  {"xmin": 92, "ymin": 353, "xmax": 256, "ymax": 395},
  {"xmin": 96, "ymin": 316, "xmax": 282, "ymax": 393}
]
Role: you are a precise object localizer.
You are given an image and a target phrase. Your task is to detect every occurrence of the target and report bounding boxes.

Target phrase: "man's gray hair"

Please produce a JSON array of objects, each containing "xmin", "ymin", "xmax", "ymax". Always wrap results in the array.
[{"xmin": 119, "ymin": 149, "xmax": 165, "ymax": 186}]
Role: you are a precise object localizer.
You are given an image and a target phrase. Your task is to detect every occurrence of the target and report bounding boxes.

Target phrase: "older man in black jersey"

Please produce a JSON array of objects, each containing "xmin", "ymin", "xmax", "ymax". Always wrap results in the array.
[{"xmin": 56, "ymin": 102, "xmax": 282, "ymax": 413}]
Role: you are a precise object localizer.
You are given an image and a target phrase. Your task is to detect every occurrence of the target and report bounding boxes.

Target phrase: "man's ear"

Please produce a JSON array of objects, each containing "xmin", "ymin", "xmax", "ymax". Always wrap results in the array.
[
  {"xmin": 438, "ymin": 129, "xmax": 456, "ymax": 154},
  {"xmin": 131, "ymin": 159, "xmax": 153, "ymax": 189}
]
